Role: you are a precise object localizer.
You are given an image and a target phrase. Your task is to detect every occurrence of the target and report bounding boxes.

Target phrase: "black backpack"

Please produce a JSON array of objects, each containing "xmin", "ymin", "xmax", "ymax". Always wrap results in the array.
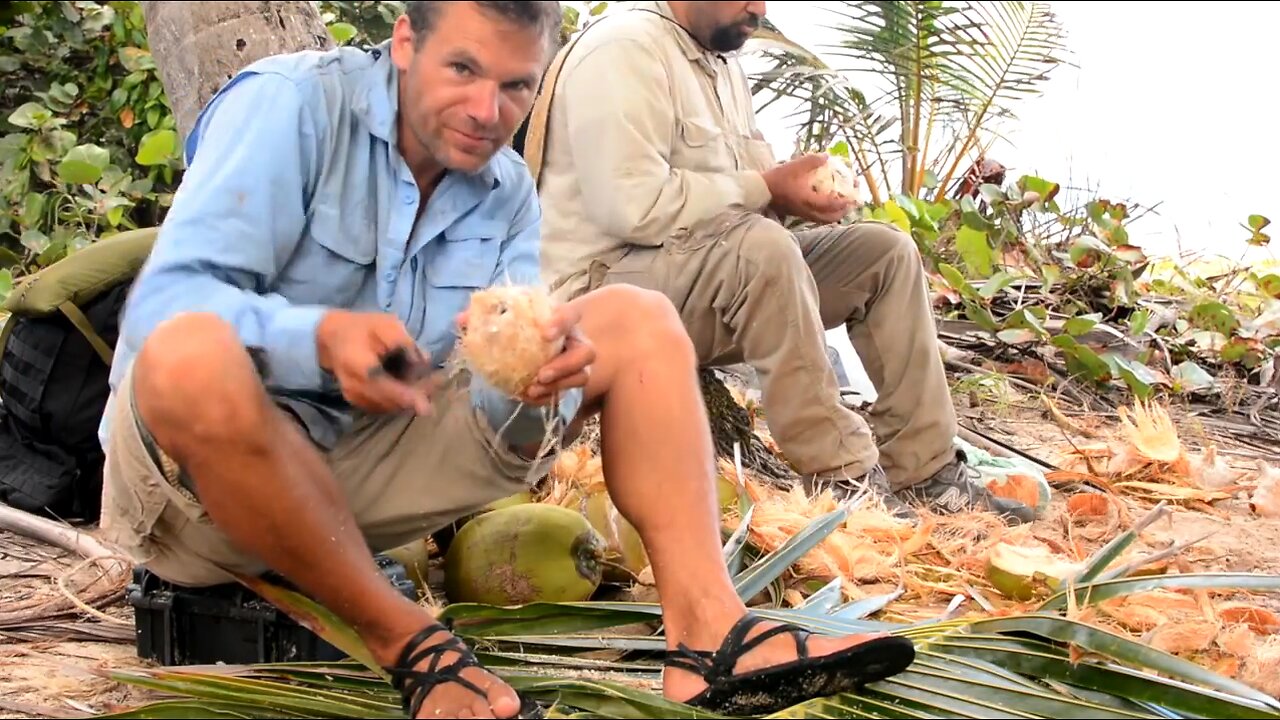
[{"xmin": 0, "ymin": 227, "xmax": 157, "ymax": 521}]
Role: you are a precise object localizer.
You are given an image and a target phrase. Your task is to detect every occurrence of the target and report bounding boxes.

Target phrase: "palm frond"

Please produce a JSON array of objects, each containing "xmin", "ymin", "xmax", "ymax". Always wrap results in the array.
[
  {"xmin": 93, "ymin": 553, "xmax": 1280, "ymax": 719},
  {"xmin": 743, "ymin": 1, "xmax": 1068, "ymax": 199},
  {"xmin": 930, "ymin": 1, "xmax": 1070, "ymax": 200},
  {"xmin": 743, "ymin": 21, "xmax": 898, "ymax": 202}
]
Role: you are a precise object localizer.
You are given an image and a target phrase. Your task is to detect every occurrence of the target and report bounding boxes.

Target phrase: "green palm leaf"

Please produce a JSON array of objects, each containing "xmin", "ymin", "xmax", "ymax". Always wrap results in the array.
[
  {"xmin": 96, "ymin": 607, "xmax": 1279, "ymax": 719},
  {"xmin": 93, "ymin": 489, "xmax": 1275, "ymax": 720},
  {"xmin": 744, "ymin": 1, "xmax": 1068, "ymax": 200}
]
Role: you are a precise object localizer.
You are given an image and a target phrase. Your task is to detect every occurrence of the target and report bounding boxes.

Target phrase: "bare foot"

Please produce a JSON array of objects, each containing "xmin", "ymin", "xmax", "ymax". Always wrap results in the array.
[
  {"xmin": 373, "ymin": 623, "xmax": 523, "ymax": 719},
  {"xmin": 663, "ymin": 613, "xmax": 900, "ymax": 705}
]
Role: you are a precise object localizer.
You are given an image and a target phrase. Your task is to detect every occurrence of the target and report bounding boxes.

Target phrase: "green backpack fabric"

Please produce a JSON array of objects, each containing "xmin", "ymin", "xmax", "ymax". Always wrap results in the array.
[{"xmin": 0, "ymin": 226, "xmax": 157, "ymax": 519}]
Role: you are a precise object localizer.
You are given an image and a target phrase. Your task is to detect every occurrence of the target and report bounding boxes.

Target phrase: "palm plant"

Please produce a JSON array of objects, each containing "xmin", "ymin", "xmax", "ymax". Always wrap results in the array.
[
  {"xmin": 92, "ymin": 502, "xmax": 1280, "ymax": 719},
  {"xmin": 746, "ymin": 1, "xmax": 1069, "ymax": 205}
]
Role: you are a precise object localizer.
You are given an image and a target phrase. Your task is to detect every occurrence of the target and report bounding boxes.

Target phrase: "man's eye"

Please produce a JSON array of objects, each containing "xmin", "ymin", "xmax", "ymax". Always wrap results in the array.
[{"xmin": 451, "ymin": 63, "xmax": 472, "ymax": 76}]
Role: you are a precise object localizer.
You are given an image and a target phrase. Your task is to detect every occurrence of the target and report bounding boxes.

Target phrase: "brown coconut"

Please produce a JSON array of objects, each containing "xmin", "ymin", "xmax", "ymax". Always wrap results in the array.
[{"xmin": 459, "ymin": 285, "xmax": 563, "ymax": 397}]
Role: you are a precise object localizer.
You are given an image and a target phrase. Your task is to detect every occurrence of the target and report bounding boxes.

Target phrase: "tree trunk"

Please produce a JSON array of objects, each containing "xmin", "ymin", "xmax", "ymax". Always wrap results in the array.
[
  {"xmin": 139, "ymin": 1, "xmax": 795, "ymax": 487},
  {"xmin": 140, "ymin": 1, "xmax": 334, "ymax": 146}
]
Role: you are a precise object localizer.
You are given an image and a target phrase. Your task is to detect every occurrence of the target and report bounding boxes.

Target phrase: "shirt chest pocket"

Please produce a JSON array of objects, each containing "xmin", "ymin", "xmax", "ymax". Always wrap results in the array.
[
  {"xmin": 421, "ymin": 222, "xmax": 503, "ymax": 354},
  {"xmin": 672, "ymin": 118, "xmax": 735, "ymax": 174},
  {"xmin": 281, "ymin": 205, "xmax": 377, "ymax": 307},
  {"xmin": 427, "ymin": 222, "xmax": 503, "ymax": 290}
]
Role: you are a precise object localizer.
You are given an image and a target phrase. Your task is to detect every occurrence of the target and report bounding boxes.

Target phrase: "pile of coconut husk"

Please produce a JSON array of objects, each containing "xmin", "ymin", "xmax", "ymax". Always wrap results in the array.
[
  {"xmin": 1050, "ymin": 399, "xmax": 1279, "ymax": 514},
  {"xmin": 391, "ymin": 386, "xmax": 1280, "ymax": 699}
]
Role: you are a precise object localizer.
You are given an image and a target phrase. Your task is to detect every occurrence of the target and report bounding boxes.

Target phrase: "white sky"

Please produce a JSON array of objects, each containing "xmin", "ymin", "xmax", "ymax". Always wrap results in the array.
[{"xmin": 753, "ymin": 1, "xmax": 1279, "ymax": 265}]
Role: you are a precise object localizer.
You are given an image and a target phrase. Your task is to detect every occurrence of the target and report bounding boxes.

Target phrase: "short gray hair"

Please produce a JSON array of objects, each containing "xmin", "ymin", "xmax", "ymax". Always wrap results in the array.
[{"xmin": 404, "ymin": 1, "xmax": 562, "ymax": 51}]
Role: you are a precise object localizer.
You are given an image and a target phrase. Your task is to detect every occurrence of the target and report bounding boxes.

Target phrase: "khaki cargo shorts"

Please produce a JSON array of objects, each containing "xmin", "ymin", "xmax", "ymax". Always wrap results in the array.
[{"xmin": 98, "ymin": 361, "xmax": 559, "ymax": 588}]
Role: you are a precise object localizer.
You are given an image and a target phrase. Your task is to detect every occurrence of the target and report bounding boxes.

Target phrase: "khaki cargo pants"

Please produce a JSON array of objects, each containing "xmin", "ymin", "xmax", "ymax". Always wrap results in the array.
[
  {"xmin": 580, "ymin": 210, "xmax": 958, "ymax": 491},
  {"xmin": 98, "ymin": 362, "xmax": 557, "ymax": 588}
]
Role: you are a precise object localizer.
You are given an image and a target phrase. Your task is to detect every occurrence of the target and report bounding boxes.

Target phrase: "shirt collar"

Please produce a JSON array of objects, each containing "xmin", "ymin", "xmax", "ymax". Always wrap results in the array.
[
  {"xmin": 355, "ymin": 40, "xmax": 500, "ymax": 191},
  {"xmin": 638, "ymin": 1, "xmax": 720, "ymax": 62}
]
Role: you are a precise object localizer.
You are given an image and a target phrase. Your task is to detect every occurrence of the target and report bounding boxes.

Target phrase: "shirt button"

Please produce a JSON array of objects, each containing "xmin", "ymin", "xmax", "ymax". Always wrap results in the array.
[
  {"xmin": 402, "ymin": 193, "xmax": 414, "ymax": 204},
  {"xmin": 384, "ymin": 271, "xmax": 395, "ymax": 282}
]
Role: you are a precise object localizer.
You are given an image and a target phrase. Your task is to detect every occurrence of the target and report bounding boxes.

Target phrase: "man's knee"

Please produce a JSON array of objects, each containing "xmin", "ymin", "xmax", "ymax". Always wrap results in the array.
[
  {"xmin": 581, "ymin": 283, "xmax": 695, "ymax": 361},
  {"xmin": 845, "ymin": 221, "xmax": 921, "ymax": 267},
  {"xmin": 739, "ymin": 219, "xmax": 810, "ymax": 287},
  {"xmin": 132, "ymin": 312, "xmax": 269, "ymax": 448}
]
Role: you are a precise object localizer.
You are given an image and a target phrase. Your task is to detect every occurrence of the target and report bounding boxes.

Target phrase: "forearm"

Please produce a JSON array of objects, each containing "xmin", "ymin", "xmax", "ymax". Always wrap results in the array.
[
  {"xmin": 589, "ymin": 167, "xmax": 771, "ymax": 245},
  {"xmin": 123, "ymin": 263, "xmax": 329, "ymax": 392}
]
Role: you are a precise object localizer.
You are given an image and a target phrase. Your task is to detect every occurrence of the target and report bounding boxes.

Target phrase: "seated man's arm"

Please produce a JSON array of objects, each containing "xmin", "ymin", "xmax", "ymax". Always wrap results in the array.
[
  {"xmin": 559, "ymin": 38, "xmax": 772, "ymax": 245},
  {"xmin": 469, "ymin": 176, "xmax": 584, "ymax": 450},
  {"xmin": 121, "ymin": 71, "xmax": 327, "ymax": 392}
]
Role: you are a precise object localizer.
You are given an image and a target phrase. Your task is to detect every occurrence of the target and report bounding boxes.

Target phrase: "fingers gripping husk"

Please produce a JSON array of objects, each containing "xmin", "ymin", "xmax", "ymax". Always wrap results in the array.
[{"xmin": 454, "ymin": 283, "xmax": 573, "ymax": 484}]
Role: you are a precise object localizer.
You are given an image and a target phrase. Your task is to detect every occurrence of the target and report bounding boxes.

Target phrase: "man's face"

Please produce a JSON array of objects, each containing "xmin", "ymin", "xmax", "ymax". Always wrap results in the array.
[
  {"xmin": 686, "ymin": 1, "xmax": 766, "ymax": 53},
  {"xmin": 390, "ymin": 3, "xmax": 550, "ymax": 175}
]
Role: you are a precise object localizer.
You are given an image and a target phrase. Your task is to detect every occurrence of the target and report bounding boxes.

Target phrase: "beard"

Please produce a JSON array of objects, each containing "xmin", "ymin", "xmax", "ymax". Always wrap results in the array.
[{"xmin": 707, "ymin": 15, "xmax": 760, "ymax": 53}]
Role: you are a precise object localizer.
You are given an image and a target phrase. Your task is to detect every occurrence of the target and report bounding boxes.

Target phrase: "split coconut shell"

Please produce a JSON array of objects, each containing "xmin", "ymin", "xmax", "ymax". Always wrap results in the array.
[
  {"xmin": 985, "ymin": 542, "xmax": 1083, "ymax": 602},
  {"xmin": 443, "ymin": 503, "xmax": 607, "ymax": 606},
  {"xmin": 459, "ymin": 285, "xmax": 563, "ymax": 397}
]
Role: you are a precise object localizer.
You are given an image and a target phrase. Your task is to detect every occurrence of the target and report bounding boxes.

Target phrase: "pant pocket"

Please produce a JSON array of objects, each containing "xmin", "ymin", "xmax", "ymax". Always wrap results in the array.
[{"xmin": 98, "ymin": 461, "xmax": 166, "ymax": 565}]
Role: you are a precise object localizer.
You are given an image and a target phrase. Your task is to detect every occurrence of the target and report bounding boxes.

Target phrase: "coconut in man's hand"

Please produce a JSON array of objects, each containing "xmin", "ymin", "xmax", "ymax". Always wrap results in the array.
[
  {"xmin": 459, "ymin": 284, "xmax": 565, "ymax": 398},
  {"xmin": 808, "ymin": 153, "xmax": 860, "ymax": 207}
]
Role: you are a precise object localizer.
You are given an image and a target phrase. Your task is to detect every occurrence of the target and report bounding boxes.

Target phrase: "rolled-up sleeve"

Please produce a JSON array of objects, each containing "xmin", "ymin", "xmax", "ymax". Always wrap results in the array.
[
  {"xmin": 559, "ymin": 38, "xmax": 772, "ymax": 246},
  {"xmin": 469, "ymin": 174, "xmax": 584, "ymax": 448},
  {"xmin": 119, "ymin": 71, "xmax": 328, "ymax": 392}
]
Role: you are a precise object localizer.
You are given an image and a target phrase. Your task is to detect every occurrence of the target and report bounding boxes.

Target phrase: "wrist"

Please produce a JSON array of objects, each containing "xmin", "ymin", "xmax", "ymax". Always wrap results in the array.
[{"xmin": 315, "ymin": 309, "xmax": 346, "ymax": 373}]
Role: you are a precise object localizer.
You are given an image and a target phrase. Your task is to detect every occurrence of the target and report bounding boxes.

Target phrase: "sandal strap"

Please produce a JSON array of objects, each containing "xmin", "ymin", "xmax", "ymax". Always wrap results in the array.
[
  {"xmin": 663, "ymin": 614, "xmax": 812, "ymax": 685},
  {"xmin": 384, "ymin": 621, "xmax": 487, "ymax": 718}
]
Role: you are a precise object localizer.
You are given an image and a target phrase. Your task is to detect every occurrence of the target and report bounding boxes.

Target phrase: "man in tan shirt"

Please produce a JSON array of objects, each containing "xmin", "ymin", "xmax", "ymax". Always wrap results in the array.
[{"xmin": 531, "ymin": 1, "xmax": 1033, "ymax": 525}]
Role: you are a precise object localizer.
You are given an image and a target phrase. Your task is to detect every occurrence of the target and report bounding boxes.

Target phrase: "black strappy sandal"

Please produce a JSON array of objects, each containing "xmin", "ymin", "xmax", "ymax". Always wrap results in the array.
[
  {"xmin": 665, "ymin": 614, "xmax": 916, "ymax": 717},
  {"xmin": 385, "ymin": 621, "xmax": 545, "ymax": 719}
]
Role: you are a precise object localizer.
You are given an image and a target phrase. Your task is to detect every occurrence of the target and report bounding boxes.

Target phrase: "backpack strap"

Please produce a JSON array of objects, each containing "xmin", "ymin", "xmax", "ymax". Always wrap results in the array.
[
  {"xmin": 0, "ymin": 301, "xmax": 115, "ymax": 367},
  {"xmin": 58, "ymin": 300, "xmax": 114, "ymax": 366},
  {"xmin": 523, "ymin": 14, "xmax": 615, "ymax": 188}
]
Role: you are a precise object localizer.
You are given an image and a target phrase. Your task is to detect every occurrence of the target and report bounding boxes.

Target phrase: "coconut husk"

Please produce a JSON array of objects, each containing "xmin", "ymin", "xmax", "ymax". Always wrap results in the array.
[
  {"xmin": 458, "ymin": 285, "xmax": 562, "ymax": 398},
  {"xmin": 1057, "ymin": 400, "xmax": 1253, "ymax": 508}
]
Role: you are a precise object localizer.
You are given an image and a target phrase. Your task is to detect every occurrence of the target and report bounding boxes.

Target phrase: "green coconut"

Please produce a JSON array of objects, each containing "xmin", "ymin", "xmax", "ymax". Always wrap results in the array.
[
  {"xmin": 717, "ymin": 473, "xmax": 741, "ymax": 511},
  {"xmin": 483, "ymin": 489, "xmax": 534, "ymax": 512},
  {"xmin": 430, "ymin": 490, "xmax": 534, "ymax": 557},
  {"xmin": 443, "ymin": 503, "xmax": 606, "ymax": 606},
  {"xmin": 582, "ymin": 489, "xmax": 649, "ymax": 584},
  {"xmin": 985, "ymin": 542, "xmax": 1083, "ymax": 602}
]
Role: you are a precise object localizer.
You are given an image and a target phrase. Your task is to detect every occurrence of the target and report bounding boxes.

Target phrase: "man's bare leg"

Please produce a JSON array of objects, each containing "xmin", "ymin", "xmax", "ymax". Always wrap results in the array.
[
  {"xmin": 132, "ymin": 313, "xmax": 523, "ymax": 719},
  {"xmin": 559, "ymin": 286, "xmax": 904, "ymax": 705}
]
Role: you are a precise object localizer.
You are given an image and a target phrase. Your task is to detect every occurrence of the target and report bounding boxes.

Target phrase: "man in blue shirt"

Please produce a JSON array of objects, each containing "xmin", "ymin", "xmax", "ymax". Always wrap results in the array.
[{"xmin": 98, "ymin": 2, "xmax": 915, "ymax": 718}]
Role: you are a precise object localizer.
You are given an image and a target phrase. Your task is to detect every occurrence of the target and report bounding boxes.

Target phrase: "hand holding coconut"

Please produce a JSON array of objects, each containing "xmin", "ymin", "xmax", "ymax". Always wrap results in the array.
[
  {"xmin": 316, "ymin": 309, "xmax": 441, "ymax": 416},
  {"xmin": 456, "ymin": 285, "xmax": 597, "ymax": 406},
  {"xmin": 762, "ymin": 153, "xmax": 859, "ymax": 224}
]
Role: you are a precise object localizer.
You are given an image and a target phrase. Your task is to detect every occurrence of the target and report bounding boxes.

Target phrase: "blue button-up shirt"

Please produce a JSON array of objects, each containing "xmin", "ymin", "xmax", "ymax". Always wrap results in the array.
[{"xmin": 99, "ymin": 40, "xmax": 581, "ymax": 452}]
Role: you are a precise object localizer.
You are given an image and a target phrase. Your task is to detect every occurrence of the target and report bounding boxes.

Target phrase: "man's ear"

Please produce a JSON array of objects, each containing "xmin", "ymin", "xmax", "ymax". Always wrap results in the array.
[{"xmin": 389, "ymin": 14, "xmax": 417, "ymax": 72}]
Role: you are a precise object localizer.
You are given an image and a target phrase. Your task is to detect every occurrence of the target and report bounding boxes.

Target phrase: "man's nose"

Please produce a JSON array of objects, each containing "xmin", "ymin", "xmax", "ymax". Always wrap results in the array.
[{"xmin": 467, "ymin": 83, "xmax": 500, "ymax": 127}]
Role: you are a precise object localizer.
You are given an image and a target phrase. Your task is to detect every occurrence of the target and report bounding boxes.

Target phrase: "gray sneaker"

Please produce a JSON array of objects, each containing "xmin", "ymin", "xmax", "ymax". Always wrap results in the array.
[
  {"xmin": 895, "ymin": 451, "xmax": 1036, "ymax": 525},
  {"xmin": 801, "ymin": 464, "xmax": 919, "ymax": 522}
]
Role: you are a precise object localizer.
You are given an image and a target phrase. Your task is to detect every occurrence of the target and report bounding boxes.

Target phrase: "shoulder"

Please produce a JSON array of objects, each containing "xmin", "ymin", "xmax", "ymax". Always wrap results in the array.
[
  {"xmin": 563, "ymin": 10, "xmax": 676, "ymax": 72},
  {"xmin": 186, "ymin": 45, "xmax": 383, "ymax": 156}
]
